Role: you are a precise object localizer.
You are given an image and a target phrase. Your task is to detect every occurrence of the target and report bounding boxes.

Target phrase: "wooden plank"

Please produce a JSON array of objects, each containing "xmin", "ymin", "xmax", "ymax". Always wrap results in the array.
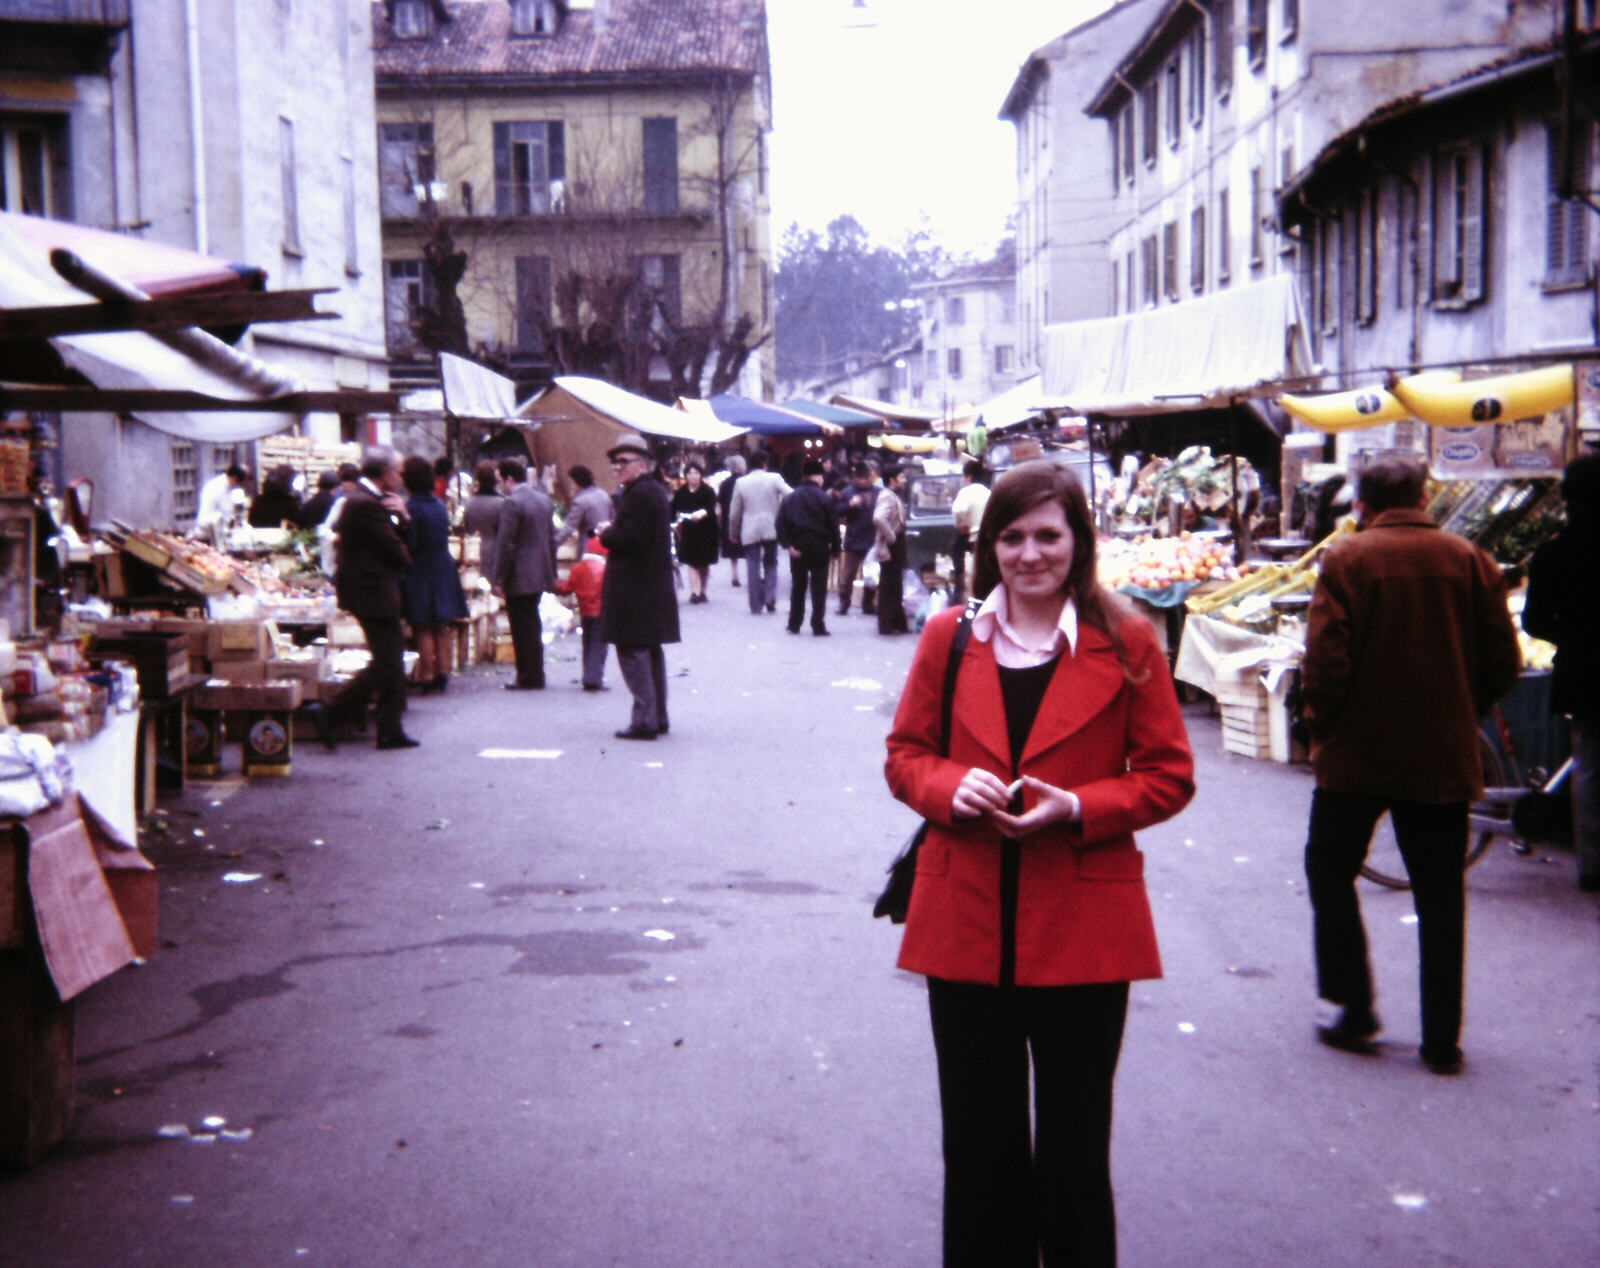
[
  {"xmin": 0, "ymin": 385, "xmax": 406, "ymax": 414},
  {"xmin": 0, "ymin": 288, "xmax": 337, "ymax": 342}
]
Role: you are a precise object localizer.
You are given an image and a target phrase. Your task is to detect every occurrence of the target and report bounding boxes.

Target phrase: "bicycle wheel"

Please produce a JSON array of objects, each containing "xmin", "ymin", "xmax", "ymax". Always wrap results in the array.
[{"xmin": 1358, "ymin": 733, "xmax": 1501, "ymax": 889}]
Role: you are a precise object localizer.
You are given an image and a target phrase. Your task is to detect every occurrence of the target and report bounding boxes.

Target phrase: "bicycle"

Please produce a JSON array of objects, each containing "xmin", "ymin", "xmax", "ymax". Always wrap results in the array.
[{"xmin": 1359, "ymin": 704, "xmax": 1568, "ymax": 889}]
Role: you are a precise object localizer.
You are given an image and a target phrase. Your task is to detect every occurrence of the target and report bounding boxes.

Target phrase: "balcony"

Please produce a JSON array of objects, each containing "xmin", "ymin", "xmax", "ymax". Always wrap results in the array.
[{"xmin": 0, "ymin": 0, "xmax": 131, "ymax": 73}]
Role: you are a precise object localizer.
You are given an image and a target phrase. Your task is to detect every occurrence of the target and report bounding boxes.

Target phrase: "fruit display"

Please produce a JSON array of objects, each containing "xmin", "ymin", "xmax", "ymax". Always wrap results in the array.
[
  {"xmin": 1107, "ymin": 446, "xmax": 1261, "ymax": 530},
  {"xmin": 1099, "ymin": 532, "xmax": 1242, "ymax": 593}
]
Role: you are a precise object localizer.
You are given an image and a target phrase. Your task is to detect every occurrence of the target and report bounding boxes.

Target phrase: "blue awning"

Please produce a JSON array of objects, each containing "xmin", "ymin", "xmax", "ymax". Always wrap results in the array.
[{"xmin": 705, "ymin": 394, "xmax": 841, "ymax": 436}]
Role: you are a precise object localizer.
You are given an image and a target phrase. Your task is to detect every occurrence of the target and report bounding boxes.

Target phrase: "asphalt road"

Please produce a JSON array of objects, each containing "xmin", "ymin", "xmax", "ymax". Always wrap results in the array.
[{"xmin": 3, "ymin": 582, "xmax": 1596, "ymax": 1266}]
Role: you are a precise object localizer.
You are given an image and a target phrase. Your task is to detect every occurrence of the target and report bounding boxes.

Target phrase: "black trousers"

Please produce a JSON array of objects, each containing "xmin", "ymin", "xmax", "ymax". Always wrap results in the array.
[
  {"xmin": 1304, "ymin": 787, "xmax": 1467, "ymax": 1058},
  {"xmin": 786, "ymin": 546, "xmax": 831, "ymax": 632},
  {"xmin": 505, "ymin": 591, "xmax": 545, "ymax": 687},
  {"xmin": 877, "ymin": 561, "xmax": 907, "ymax": 633},
  {"xmin": 331, "ymin": 613, "xmax": 407, "ymax": 743},
  {"xmin": 928, "ymin": 978, "xmax": 1129, "ymax": 1268}
]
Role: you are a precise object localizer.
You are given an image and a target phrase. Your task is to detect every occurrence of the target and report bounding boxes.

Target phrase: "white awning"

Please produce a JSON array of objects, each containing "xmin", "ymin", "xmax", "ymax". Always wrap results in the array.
[
  {"xmin": 536, "ymin": 376, "xmax": 746, "ymax": 444},
  {"xmin": 1040, "ymin": 275, "xmax": 1312, "ymax": 416},
  {"xmin": 0, "ymin": 215, "xmax": 302, "ymax": 443},
  {"xmin": 439, "ymin": 352, "xmax": 518, "ymax": 422}
]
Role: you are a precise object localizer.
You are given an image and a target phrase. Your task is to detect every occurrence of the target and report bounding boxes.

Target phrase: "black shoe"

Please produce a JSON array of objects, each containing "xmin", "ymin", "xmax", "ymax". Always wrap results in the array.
[
  {"xmin": 837, "ymin": 607, "xmax": 850, "ymax": 616},
  {"xmin": 307, "ymin": 702, "xmax": 337, "ymax": 752},
  {"xmin": 614, "ymin": 727, "xmax": 658, "ymax": 741},
  {"xmin": 786, "ymin": 625, "xmax": 800, "ymax": 635},
  {"xmin": 657, "ymin": 722, "xmax": 668, "ymax": 734},
  {"xmin": 1317, "ymin": 1008, "xmax": 1380, "ymax": 1052},
  {"xmin": 375, "ymin": 733, "xmax": 420, "ymax": 750},
  {"xmin": 582, "ymin": 684, "xmax": 607, "ymax": 692},
  {"xmin": 504, "ymin": 681, "xmax": 544, "ymax": 691},
  {"xmin": 766, "ymin": 602, "xmax": 776, "ymax": 613},
  {"xmin": 731, "ymin": 578, "xmax": 741, "ymax": 587},
  {"xmin": 813, "ymin": 627, "xmax": 830, "ymax": 636},
  {"xmin": 1421, "ymin": 1046, "xmax": 1463, "ymax": 1075}
]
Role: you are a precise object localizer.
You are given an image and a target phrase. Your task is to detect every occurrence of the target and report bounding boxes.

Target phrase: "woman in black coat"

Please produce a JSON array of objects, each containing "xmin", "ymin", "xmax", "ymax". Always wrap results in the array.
[
  {"xmin": 671, "ymin": 462, "xmax": 719, "ymax": 603},
  {"xmin": 401, "ymin": 455, "xmax": 469, "ymax": 693}
]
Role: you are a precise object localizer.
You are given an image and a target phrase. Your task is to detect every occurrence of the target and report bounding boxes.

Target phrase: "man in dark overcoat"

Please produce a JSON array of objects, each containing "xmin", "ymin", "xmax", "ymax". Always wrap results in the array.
[
  {"xmin": 493, "ymin": 457, "xmax": 558, "ymax": 690},
  {"xmin": 1301, "ymin": 456, "xmax": 1519, "ymax": 1073},
  {"xmin": 775, "ymin": 458, "xmax": 840, "ymax": 636},
  {"xmin": 317, "ymin": 445, "xmax": 417, "ymax": 750},
  {"xmin": 598, "ymin": 434, "xmax": 680, "ymax": 740}
]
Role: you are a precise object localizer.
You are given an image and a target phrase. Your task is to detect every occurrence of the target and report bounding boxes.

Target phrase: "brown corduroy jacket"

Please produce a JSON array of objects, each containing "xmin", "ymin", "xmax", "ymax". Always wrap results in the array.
[{"xmin": 1303, "ymin": 508, "xmax": 1520, "ymax": 803}]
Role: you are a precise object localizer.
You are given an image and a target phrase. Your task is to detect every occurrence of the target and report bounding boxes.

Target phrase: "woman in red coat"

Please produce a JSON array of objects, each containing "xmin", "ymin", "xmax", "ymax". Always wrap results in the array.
[{"xmin": 885, "ymin": 460, "xmax": 1195, "ymax": 1267}]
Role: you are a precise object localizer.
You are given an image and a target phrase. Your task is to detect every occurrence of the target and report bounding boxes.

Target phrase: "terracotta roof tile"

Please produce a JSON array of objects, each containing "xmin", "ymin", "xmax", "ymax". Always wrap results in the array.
[{"xmin": 373, "ymin": 0, "xmax": 767, "ymax": 81}]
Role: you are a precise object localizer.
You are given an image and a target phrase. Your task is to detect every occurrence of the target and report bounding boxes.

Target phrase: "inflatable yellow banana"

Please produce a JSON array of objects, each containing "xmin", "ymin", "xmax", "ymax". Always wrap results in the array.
[
  {"xmin": 1278, "ymin": 371, "xmax": 1459, "ymax": 433},
  {"xmin": 1390, "ymin": 364, "xmax": 1574, "ymax": 426}
]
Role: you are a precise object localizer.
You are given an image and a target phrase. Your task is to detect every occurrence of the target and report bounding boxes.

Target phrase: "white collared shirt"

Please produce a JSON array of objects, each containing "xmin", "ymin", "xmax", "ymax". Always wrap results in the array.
[{"xmin": 971, "ymin": 584, "xmax": 1078, "ymax": 669}]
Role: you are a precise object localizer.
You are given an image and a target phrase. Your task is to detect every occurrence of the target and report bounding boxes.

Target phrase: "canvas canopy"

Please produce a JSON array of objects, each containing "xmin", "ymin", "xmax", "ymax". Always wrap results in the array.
[
  {"xmin": 779, "ymin": 399, "xmax": 879, "ymax": 428},
  {"xmin": 701, "ymin": 394, "xmax": 843, "ymax": 436},
  {"xmin": 0, "ymin": 213, "xmax": 301, "ymax": 443},
  {"xmin": 1039, "ymin": 275, "xmax": 1312, "ymax": 416},
  {"xmin": 518, "ymin": 375, "xmax": 745, "ymax": 484}
]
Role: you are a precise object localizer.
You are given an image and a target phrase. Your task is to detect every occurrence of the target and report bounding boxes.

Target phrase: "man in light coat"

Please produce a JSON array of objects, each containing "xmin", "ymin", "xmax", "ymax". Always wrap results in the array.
[
  {"xmin": 727, "ymin": 450, "xmax": 790, "ymax": 615},
  {"xmin": 493, "ymin": 457, "xmax": 558, "ymax": 690},
  {"xmin": 873, "ymin": 464, "xmax": 909, "ymax": 635}
]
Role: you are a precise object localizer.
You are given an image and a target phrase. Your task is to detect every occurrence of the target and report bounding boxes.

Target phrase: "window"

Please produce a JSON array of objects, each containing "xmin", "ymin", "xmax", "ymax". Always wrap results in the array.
[
  {"xmin": 637, "ymin": 254, "xmax": 681, "ymax": 324},
  {"xmin": 383, "ymin": 259, "xmax": 432, "ymax": 350},
  {"xmin": 0, "ymin": 118, "xmax": 57, "ymax": 216},
  {"xmin": 1217, "ymin": 188, "xmax": 1231, "ymax": 281},
  {"xmin": 1282, "ymin": 0, "xmax": 1299, "ymax": 40},
  {"xmin": 378, "ymin": 122, "xmax": 434, "ymax": 217},
  {"xmin": 1355, "ymin": 188, "xmax": 1377, "ymax": 323},
  {"xmin": 946, "ymin": 296, "xmax": 965, "ymax": 325},
  {"xmin": 514, "ymin": 255, "xmax": 551, "ymax": 352},
  {"xmin": 1165, "ymin": 60, "xmax": 1181, "ymax": 148},
  {"xmin": 1246, "ymin": 0, "xmax": 1268, "ymax": 67},
  {"xmin": 1249, "ymin": 166, "xmax": 1264, "ymax": 265},
  {"xmin": 342, "ymin": 158, "xmax": 359, "ymax": 276},
  {"xmin": 1278, "ymin": 146, "xmax": 1295, "ymax": 253},
  {"xmin": 391, "ymin": 0, "xmax": 431, "ymax": 37},
  {"xmin": 994, "ymin": 345, "xmax": 1014, "ymax": 374},
  {"xmin": 1121, "ymin": 106, "xmax": 1135, "ymax": 184},
  {"xmin": 279, "ymin": 117, "xmax": 300, "ymax": 253},
  {"xmin": 1140, "ymin": 81, "xmax": 1158, "ymax": 165},
  {"xmin": 1214, "ymin": 0, "xmax": 1234, "ymax": 97},
  {"xmin": 510, "ymin": 0, "xmax": 560, "ymax": 36},
  {"xmin": 1545, "ymin": 120, "xmax": 1592, "ymax": 287},
  {"xmin": 1191, "ymin": 204, "xmax": 1207, "ymax": 293},
  {"xmin": 1162, "ymin": 222, "xmax": 1179, "ymax": 300},
  {"xmin": 170, "ymin": 440, "xmax": 197, "ymax": 527},
  {"xmin": 947, "ymin": 348, "xmax": 963, "ymax": 378},
  {"xmin": 1432, "ymin": 144, "xmax": 1486, "ymax": 303},
  {"xmin": 926, "ymin": 349, "xmax": 939, "ymax": 377},
  {"xmin": 642, "ymin": 117, "xmax": 679, "ymax": 213},
  {"xmin": 1141, "ymin": 234, "xmax": 1159, "ymax": 307},
  {"xmin": 1188, "ymin": 27, "xmax": 1206, "ymax": 125},
  {"xmin": 1125, "ymin": 248, "xmax": 1136, "ymax": 310},
  {"xmin": 494, "ymin": 121, "xmax": 565, "ymax": 215}
]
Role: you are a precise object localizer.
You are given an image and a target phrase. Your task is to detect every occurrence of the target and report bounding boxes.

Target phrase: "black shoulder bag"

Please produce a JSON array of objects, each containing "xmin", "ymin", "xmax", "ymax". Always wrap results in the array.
[{"xmin": 873, "ymin": 600, "xmax": 980, "ymax": 923}]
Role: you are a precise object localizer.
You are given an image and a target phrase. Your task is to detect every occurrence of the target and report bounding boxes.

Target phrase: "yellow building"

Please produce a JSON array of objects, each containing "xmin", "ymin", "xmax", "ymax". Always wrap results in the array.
[{"xmin": 373, "ymin": 0, "xmax": 774, "ymax": 402}]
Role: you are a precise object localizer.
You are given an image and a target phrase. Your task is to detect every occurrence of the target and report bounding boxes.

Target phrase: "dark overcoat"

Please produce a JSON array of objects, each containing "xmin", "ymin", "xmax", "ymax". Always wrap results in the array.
[
  {"xmin": 334, "ymin": 484, "xmax": 411, "ymax": 621},
  {"xmin": 600, "ymin": 474, "xmax": 681, "ymax": 647}
]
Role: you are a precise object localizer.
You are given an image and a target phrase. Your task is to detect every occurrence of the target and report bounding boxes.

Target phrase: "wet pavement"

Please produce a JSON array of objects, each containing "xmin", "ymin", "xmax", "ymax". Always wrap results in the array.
[{"xmin": 2, "ymin": 585, "xmax": 1596, "ymax": 1266}]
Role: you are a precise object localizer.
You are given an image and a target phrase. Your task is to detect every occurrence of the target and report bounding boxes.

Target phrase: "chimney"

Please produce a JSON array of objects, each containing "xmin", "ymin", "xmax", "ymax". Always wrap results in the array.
[{"xmin": 593, "ymin": 0, "xmax": 610, "ymax": 33}]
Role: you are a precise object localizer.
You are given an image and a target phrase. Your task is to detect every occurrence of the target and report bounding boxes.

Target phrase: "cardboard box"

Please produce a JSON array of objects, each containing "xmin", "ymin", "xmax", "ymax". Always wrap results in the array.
[
  {"xmin": 207, "ymin": 620, "xmax": 272, "ymax": 662},
  {"xmin": 192, "ymin": 679, "xmax": 302, "ymax": 712}
]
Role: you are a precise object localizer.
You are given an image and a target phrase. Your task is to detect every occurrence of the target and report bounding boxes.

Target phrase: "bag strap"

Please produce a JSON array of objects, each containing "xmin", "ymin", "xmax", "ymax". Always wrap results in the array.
[{"xmin": 938, "ymin": 599, "xmax": 981, "ymax": 758}]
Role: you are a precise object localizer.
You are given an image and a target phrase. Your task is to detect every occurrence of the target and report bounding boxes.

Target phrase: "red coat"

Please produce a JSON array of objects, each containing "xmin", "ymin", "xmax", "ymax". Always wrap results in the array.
[{"xmin": 885, "ymin": 604, "xmax": 1195, "ymax": 987}]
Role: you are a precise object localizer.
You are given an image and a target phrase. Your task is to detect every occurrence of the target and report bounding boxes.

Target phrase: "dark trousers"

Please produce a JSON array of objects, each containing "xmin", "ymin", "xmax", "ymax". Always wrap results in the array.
[
  {"xmin": 506, "ymin": 591, "xmax": 545, "ymax": 687},
  {"xmin": 928, "ymin": 978, "xmax": 1129, "ymax": 1268},
  {"xmin": 838, "ymin": 548, "xmax": 875, "ymax": 613},
  {"xmin": 744, "ymin": 540, "xmax": 779, "ymax": 612},
  {"xmin": 786, "ymin": 547, "xmax": 831, "ymax": 632},
  {"xmin": 579, "ymin": 614, "xmax": 607, "ymax": 689},
  {"xmin": 615, "ymin": 644, "xmax": 667, "ymax": 733},
  {"xmin": 877, "ymin": 560, "xmax": 907, "ymax": 633},
  {"xmin": 331, "ymin": 613, "xmax": 406, "ymax": 743},
  {"xmin": 1304, "ymin": 787, "xmax": 1468, "ymax": 1057}
]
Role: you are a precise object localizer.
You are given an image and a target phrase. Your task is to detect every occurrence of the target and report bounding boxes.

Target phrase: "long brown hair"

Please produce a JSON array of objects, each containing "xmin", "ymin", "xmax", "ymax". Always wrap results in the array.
[{"xmin": 970, "ymin": 460, "xmax": 1144, "ymax": 679}]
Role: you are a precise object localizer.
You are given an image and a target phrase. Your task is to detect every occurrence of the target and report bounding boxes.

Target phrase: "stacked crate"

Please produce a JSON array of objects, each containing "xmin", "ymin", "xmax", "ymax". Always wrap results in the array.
[{"xmin": 1215, "ymin": 675, "xmax": 1274, "ymax": 760}]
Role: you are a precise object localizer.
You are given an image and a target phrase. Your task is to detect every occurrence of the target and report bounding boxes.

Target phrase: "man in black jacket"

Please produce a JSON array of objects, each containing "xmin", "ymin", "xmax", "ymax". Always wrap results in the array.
[
  {"xmin": 776, "ymin": 458, "xmax": 840, "ymax": 636},
  {"xmin": 599, "ymin": 435, "xmax": 680, "ymax": 740}
]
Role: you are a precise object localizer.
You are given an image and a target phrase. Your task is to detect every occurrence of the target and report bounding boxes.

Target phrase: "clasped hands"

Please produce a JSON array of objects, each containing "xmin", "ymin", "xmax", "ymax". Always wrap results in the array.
[{"xmin": 951, "ymin": 767, "xmax": 1081, "ymax": 836}]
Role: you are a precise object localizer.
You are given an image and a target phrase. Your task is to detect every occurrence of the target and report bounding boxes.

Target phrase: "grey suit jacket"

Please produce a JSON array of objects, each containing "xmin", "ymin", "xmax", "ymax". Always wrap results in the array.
[{"xmin": 493, "ymin": 483, "xmax": 557, "ymax": 597}]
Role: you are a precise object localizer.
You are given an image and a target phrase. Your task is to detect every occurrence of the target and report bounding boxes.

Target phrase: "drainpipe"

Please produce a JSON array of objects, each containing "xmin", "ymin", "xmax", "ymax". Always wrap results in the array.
[{"xmin": 185, "ymin": 0, "xmax": 207, "ymax": 254}]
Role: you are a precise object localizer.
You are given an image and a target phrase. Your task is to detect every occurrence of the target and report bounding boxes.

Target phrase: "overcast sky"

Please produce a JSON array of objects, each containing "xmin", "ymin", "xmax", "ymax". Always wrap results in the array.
[{"xmin": 764, "ymin": 0, "xmax": 1112, "ymax": 259}]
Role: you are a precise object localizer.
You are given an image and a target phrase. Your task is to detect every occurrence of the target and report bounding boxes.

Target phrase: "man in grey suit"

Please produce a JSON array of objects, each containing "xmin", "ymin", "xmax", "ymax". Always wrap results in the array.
[
  {"xmin": 555, "ymin": 464, "xmax": 615, "ymax": 552},
  {"xmin": 493, "ymin": 457, "xmax": 558, "ymax": 690},
  {"xmin": 727, "ymin": 450, "xmax": 790, "ymax": 615}
]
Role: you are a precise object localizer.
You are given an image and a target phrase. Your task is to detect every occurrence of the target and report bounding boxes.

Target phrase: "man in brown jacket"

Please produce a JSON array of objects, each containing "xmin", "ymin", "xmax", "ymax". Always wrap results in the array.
[{"xmin": 1302, "ymin": 456, "xmax": 1519, "ymax": 1074}]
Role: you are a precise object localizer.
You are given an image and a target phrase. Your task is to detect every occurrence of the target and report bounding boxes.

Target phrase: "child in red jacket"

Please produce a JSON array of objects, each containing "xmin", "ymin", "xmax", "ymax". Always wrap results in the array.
[{"xmin": 555, "ymin": 536, "xmax": 608, "ymax": 691}]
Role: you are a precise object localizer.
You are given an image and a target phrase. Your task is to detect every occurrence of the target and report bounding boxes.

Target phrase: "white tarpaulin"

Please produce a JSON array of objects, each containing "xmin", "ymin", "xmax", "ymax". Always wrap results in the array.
[
  {"xmin": 0, "ymin": 216, "xmax": 300, "ymax": 443},
  {"xmin": 537, "ymin": 376, "xmax": 746, "ymax": 444},
  {"xmin": 1040, "ymin": 275, "xmax": 1312, "ymax": 416},
  {"xmin": 440, "ymin": 351, "xmax": 517, "ymax": 422}
]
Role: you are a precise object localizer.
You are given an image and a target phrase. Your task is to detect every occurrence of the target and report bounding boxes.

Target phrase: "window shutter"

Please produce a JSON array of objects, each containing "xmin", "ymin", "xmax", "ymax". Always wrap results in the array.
[
  {"xmin": 1214, "ymin": 0, "xmax": 1233, "ymax": 95},
  {"xmin": 1191, "ymin": 205, "xmax": 1206, "ymax": 292},
  {"xmin": 515, "ymin": 255, "xmax": 551, "ymax": 352},
  {"xmin": 643, "ymin": 117, "xmax": 678, "ymax": 213},
  {"xmin": 1431, "ymin": 150, "xmax": 1456, "ymax": 297},
  {"xmin": 1461, "ymin": 145, "xmax": 1486, "ymax": 301},
  {"xmin": 548, "ymin": 121, "xmax": 565, "ymax": 185},
  {"xmin": 493, "ymin": 122, "xmax": 511, "ymax": 214}
]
